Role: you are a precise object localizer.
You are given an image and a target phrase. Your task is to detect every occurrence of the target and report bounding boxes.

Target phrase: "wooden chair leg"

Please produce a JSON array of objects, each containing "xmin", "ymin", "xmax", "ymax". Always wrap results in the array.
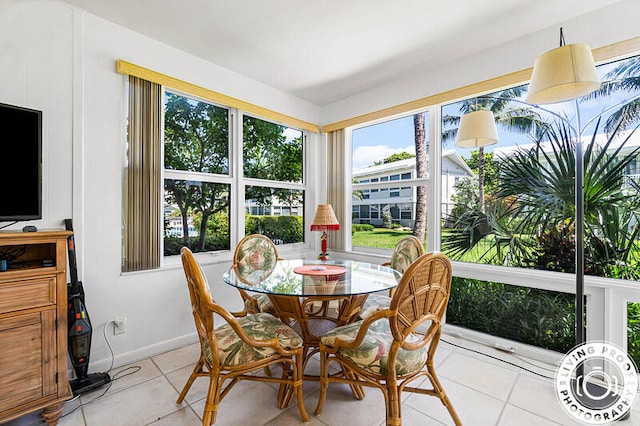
[
  {"xmin": 277, "ymin": 362, "xmax": 294, "ymax": 408},
  {"xmin": 202, "ymin": 376, "xmax": 220, "ymax": 426},
  {"xmin": 294, "ymin": 353, "xmax": 310, "ymax": 422},
  {"xmin": 427, "ymin": 364, "xmax": 462, "ymax": 426},
  {"xmin": 314, "ymin": 351, "xmax": 329, "ymax": 415},
  {"xmin": 341, "ymin": 365, "xmax": 365, "ymax": 400},
  {"xmin": 385, "ymin": 384, "xmax": 401, "ymax": 426},
  {"xmin": 177, "ymin": 357, "xmax": 204, "ymax": 404}
]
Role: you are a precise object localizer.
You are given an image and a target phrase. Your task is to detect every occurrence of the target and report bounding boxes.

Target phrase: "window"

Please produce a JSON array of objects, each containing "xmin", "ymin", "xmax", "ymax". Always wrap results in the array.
[
  {"xmin": 161, "ymin": 92, "xmax": 306, "ymax": 257},
  {"xmin": 345, "ymin": 46, "xmax": 640, "ymax": 360},
  {"xmin": 438, "ymin": 54, "xmax": 640, "ymax": 357},
  {"xmin": 243, "ymin": 115, "xmax": 305, "ymax": 243},
  {"xmin": 441, "ymin": 55, "xmax": 640, "ymax": 278},
  {"xmin": 352, "ymin": 113, "xmax": 428, "ymax": 250},
  {"xmin": 163, "ymin": 93, "xmax": 231, "ymax": 255}
]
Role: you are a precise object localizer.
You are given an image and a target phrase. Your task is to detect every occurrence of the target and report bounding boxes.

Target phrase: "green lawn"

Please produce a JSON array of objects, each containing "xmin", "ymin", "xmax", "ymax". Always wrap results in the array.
[{"xmin": 351, "ymin": 228, "xmax": 413, "ymax": 249}]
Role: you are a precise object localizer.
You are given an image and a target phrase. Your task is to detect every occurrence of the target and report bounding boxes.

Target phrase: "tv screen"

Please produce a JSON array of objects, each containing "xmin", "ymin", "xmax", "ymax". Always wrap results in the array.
[{"xmin": 0, "ymin": 102, "xmax": 42, "ymax": 222}]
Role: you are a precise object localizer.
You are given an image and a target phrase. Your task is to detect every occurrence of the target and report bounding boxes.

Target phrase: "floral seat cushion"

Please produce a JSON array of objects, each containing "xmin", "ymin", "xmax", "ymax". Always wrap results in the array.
[
  {"xmin": 320, "ymin": 319, "xmax": 427, "ymax": 376},
  {"xmin": 243, "ymin": 293, "xmax": 276, "ymax": 315},
  {"xmin": 359, "ymin": 293, "xmax": 392, "ymax": 319},
  {"xmin": 360, "ymin": 238, "xmax": 423, "ymax": 319},
  {"xmin": 203, "ymin": 313, "xmax": 303, "ymax": 366}
]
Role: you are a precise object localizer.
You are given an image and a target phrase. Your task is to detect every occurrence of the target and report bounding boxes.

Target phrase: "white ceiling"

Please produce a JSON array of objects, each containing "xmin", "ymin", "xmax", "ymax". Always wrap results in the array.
[{"xmin": 63, "ymin": 0, "xmax": 621, "ymax": 106}]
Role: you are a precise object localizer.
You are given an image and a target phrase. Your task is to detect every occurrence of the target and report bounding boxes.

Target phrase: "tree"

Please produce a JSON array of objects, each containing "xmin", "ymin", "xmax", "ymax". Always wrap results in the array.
[
  {"xmin": 243, "ymin": 116, "xmax": 303, "ymax": 207},
  {"xmin": 584, "ymin": 56, "xmax": 640, "ymax": 132},
  {"xmin": 372, "ymin": 151, "xmax": 415, "ymax": 166},
  {"xmin": 413, "ymin": 113, "xmax": 427, "ymax": 244},
  {"xmin": 164, "ymin": 93, "xmax": 230, "ymax": 250},
  {"xmin": 464, "ymin": 150, "xmax": 500, "ymax": 195},
  {"xmin": 449, "ymin": 176, "xmax": 480, "ymax": 220}
]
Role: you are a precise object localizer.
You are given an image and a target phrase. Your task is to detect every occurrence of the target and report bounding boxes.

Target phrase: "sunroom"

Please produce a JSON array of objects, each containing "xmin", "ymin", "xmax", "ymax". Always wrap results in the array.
[{"xmin": 3, "ymin": 0, "xmax": 640, "ymax": 425}]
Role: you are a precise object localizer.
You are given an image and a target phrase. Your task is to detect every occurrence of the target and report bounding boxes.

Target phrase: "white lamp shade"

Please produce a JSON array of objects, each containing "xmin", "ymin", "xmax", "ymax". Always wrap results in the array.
[
  {"xmin": 526, "ymin": 43, "xmax": 600, "ymax": 105},
  {"xmin": 455, "ymin": 110, "xmax": 499, "ymax": 148}
]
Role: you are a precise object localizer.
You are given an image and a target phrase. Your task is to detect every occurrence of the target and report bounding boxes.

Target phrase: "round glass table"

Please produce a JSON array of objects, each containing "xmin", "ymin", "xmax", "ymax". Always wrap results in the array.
[
  {"xmin": 224, "ymin": 258, "xmax": 401, "ymax": 407},
  {"xmin": 223, "ymin": 258, "xmax": 401, "ymax": 298},
  {"xmin": 224, "ymin": 258, "xmax": 400, "ymax": 351}
]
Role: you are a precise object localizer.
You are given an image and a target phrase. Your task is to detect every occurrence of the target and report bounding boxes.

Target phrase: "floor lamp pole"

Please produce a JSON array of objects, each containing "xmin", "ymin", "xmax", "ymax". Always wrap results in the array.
[{"xmin": 574, "ymin": 99, "xmax": 586, "ymax": 346}]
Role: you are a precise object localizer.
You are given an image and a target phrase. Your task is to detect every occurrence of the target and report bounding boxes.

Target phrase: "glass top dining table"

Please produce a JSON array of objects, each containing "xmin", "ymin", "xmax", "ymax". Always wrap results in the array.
[
  {"xmin": 223, "ymin": 258, "xmax": 402, "ymax": 407},
  {"xmin": 223, "ymin": 258, "xmax": 402, "ymax": 297}
]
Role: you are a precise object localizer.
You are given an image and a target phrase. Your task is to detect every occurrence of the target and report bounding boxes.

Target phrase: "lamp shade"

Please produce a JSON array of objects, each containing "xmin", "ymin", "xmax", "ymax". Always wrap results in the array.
[
  {"xmin": 310, "ymin": 204, "xmax": 340, "ymax": 231},
  {"xmin": 455, "ymin": 110, "xmax": 499, "ymax": 148},
  {"xmin": 526, "ymin": 43, "xmax": 600, "ymax": 105}
]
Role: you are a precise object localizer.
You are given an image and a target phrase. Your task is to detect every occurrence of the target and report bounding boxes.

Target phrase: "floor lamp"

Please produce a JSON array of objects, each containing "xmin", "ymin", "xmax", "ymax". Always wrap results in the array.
[
  {"xmin": 526, "ymin": 29, "xmax": 600, "ymax": 347},
  {"xmin": 457, "ymin": 30, "xmax": 640, "ymax": 419},
  {"xmin": 457, "ymin": 28, "xmax": 600, "ymax": 348}
]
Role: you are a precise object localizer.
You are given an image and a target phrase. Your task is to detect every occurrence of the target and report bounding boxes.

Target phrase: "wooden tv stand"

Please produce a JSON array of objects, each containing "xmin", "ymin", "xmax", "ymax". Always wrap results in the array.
[{"xmin": 0, "ymin": 230, "xmax": 72, "ymax": 425}]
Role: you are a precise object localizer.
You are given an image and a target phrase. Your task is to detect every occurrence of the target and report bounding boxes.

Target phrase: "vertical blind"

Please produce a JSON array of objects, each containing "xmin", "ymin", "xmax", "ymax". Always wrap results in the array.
[
  {"xmin": 326, "ymin": 129, "xmax": 347, "ymax": 252},
  {"xmin": 123, "ymin": 76, "xmax": 162, "ymax": 271}
]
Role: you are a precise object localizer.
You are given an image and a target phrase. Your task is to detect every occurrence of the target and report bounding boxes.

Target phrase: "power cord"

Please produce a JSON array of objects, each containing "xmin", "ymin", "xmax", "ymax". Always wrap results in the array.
[
  {"xmin": 0, "ymin": 221, "xmax": 18, "ymax": 230},
  {"xmin": 61, "ymin": 320, "xmax": 141, "ymax": 419},
  {"xmin": 442, "ymin": 338, "xmax": 640, "ymax": 397},
  {"xmin": 440, "ymin": 338, "xmax": 556, "ymax": 380}
]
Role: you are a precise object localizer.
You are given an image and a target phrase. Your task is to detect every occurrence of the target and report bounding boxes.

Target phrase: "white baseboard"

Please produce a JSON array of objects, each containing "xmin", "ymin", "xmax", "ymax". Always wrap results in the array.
[{"xmin": 79, "ymin": 332, "xmax": 199, "ymax": 376}]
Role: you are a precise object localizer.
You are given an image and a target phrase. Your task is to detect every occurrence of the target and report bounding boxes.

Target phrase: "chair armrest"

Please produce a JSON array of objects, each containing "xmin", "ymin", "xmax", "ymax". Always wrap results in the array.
[
  {"xmin": 327, "ymin": 308, "xmax": 393, "ymax": 352},
  {"xmin": 202, "ymin": 299, "xmax": 296, "ymax": 355}
]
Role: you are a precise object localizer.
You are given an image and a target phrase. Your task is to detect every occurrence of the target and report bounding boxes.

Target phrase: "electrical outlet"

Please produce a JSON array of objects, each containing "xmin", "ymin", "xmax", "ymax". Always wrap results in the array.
[{"xmin": 114, "ymin": 317, "xmax": 127, "ymax": 335}]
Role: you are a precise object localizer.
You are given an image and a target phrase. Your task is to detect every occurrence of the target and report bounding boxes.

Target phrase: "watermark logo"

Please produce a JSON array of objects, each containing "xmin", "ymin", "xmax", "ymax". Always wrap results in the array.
[{"xmin": 555, "ymin": 341, "xmax": 639, "ymax": 424}]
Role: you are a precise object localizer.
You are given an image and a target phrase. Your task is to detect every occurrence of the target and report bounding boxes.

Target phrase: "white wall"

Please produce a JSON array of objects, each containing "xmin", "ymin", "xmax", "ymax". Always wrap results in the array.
[
  {"xmin": 320, "ymin": 0, "xmax": 640, "ymax": 126},
  {"xmin": 0, "ymin": 0, "xmax": 321, "ymax": 371}
]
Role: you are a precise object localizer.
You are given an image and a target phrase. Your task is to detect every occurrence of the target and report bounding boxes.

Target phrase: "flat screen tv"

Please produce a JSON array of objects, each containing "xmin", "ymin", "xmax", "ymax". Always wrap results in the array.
[{"xmin": 0, "ymin": 102, "xmax": 42, "ymax": 222}]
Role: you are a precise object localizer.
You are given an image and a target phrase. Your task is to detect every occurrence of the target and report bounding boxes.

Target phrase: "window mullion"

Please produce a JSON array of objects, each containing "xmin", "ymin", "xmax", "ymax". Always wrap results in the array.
[
  {"xmin": 231, "ymin": 109, "xmax": 243, "ymax": 247},
  {"xmin": 427, "ymin": 105, "xmax": 441, "ymax": 252}
]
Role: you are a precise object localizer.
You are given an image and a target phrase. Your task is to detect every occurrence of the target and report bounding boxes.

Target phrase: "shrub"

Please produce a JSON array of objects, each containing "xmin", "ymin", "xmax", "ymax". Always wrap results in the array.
[
  {"xmin": 382, "ymin": 211, "xmax": 393, "ymax": 229},
  {"xmin": 352, "ymin": 223, "xmax": 374, "ymax": 233},
  {"xmin": 628, "ymin": 302, "xmax": 640, "ymax": 368},
  {"xmin": 245, "ymin": 214, "xmax": 303, "ymax": 243},
  {"xmin": 447, "ymin": 277, "xmax": 575, "ymax": 353}
]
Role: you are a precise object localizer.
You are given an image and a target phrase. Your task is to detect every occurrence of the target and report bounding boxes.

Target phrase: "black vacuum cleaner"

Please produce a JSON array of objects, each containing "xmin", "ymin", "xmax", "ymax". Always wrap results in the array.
[{"xmin": 66, "ymin": 219, "xmax": 111, "ymax": 396}]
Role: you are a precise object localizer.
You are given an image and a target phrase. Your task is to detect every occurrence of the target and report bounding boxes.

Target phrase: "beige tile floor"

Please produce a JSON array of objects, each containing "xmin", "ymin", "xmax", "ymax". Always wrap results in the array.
[{"xmin": 4, "ymin": 336, "xmax": 640, "ymax": 426}]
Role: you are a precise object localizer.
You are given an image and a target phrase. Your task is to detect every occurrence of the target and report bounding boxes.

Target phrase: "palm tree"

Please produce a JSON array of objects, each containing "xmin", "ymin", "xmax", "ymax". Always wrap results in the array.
[
  {"xmin": 413, "ymin": 113, "xmax": 427, "ymax": 244},
  {"xmin": 583, "ymin": 56, "xmax": 640, "ymax": 132},
  {"xmin": 442, "ymin": 86, "xmax": 545, "ymax": 211},
  {"xmin": 444, "ymin": 119, "xmax": 640, "ymax": 279}
]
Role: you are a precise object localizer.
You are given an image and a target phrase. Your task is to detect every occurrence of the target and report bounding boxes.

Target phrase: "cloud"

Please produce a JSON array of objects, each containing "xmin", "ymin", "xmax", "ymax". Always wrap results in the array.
[{"xmin": 352, "ymin": 144, "xmax": 415, "ymax": 170}]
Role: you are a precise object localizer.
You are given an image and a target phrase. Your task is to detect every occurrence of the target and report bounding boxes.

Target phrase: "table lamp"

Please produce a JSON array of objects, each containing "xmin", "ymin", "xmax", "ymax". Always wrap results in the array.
[{"xmin": 310, "ymin": 204, "xmax": 340, "ymax": 260}]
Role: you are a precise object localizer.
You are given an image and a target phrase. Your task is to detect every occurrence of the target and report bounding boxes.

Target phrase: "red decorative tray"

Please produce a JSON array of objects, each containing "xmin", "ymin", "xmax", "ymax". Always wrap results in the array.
[{"xmin": 293, "ymin": 265, "xmax": 346, "ymax": 276}]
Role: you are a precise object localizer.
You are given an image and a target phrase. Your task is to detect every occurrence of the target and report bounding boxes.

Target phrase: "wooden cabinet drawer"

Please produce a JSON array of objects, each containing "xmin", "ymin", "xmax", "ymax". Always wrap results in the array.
[
  {"xmin": 0, "ymin": 276, "xmax": 56, "ymax": 314},
  {"xmin": 0, "ymin": 311, "xmax": 57, "ymax": 413}
]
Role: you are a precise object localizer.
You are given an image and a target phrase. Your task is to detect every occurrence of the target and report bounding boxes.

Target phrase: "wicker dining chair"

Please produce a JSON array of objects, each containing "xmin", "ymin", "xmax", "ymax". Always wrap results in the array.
[
  {"xmin": 315, "ymin": 253, "xmax": 461, "ymax": 426},
  {"xmin": 360, "ymin": 235, "xmax": 425, "ymax": 319},
  {"xmin": 176, "ymin": 247, "xmax": 308, "ymax": 425},
  {"xmin": 232, "ymin": 234, "xmax": 281, "ymax": 315}
]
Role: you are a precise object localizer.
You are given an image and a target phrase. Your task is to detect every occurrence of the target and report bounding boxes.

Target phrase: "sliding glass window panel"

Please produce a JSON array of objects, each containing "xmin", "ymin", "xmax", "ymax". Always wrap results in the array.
[
  {"xmin": 164, "ymin": 92, "xmax": 229, "ymax": 175},
  {"xmin": 440, "ymin": 53, "xmax": 640, "ymax": 281},
  {"xmin": 163, "ymin": 91, "xmax": 231, "ymax": 256},
  {"xmin": 352, "ymin": 112, "xmax": 429, "ymax": 250},
  {"xmin": 245, "ymin": 186, "xmax": 304, "ymax": 244},
  {"xmin": 163, "ymin": 179, "xmax": 230, "ymax": 255},
  {"xmin": 243, "ymin": 115, "xmax": 303, "ymax": 183},
  {"xmin": 448, "ymin": 277, "xmax": 576, "ymax": 353}
]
